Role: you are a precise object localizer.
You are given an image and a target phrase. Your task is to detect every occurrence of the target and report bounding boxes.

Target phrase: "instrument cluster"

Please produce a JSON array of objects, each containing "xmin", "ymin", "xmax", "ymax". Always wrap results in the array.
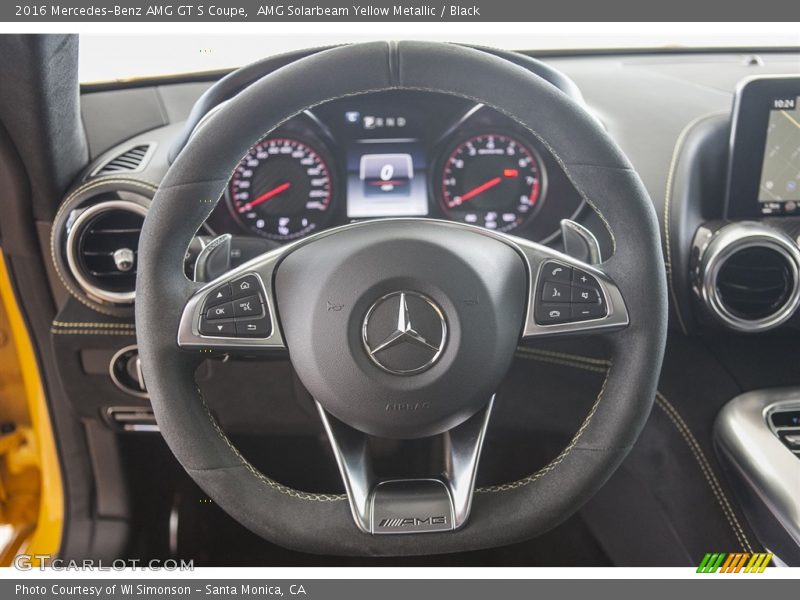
[{"xmin": 204, "ymin": 90, "xmax": 584, "ymax": 244}]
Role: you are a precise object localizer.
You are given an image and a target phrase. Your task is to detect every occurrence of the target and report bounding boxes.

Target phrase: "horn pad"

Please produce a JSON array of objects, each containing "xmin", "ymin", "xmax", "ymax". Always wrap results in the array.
[{"xmin": 275, "ymin": 220, "xmax": 526, "ymax": 439}]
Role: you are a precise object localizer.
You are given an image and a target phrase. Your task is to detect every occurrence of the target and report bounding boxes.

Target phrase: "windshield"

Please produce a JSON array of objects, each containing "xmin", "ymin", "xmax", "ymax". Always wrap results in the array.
[{"xmin": 78, "ymin": 23, "xmax": 800, "ymax": 83}]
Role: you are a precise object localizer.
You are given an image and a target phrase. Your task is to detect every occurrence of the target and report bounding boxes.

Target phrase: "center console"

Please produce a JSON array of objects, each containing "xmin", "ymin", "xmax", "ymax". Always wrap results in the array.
[{"xmin": 715, "ymin": 388, "xmax": 800, "ymax": 564}]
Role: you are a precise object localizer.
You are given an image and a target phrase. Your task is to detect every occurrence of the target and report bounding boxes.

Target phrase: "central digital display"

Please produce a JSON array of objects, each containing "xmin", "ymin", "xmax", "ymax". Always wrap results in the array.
[
  {"xmin": 360, "ymin": 154, "xmax": 413, "ymax": 197},
  {"xmin": 346, "ymin": 147, "xmax": 428, "ymax": 217},
  {"xmin": 758, "ymin": 95, "xmax": 800, "ymax": 214},
  {"xmin": 341, "ymin": 107, "xmax": 429, "ymax": 219}
]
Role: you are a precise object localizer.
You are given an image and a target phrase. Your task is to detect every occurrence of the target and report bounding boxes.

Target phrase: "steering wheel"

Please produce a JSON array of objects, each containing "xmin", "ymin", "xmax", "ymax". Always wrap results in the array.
[{"xmin": 136, "ymin": 41, "xmax": 667, "ymax": 556}]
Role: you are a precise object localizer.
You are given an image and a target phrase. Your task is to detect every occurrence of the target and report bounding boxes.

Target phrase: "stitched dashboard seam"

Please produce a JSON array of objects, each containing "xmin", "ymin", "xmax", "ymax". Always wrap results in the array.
[
  {"xmin": 52, "ymin": 320, "xmax": 135, "ymax": 329},
  {"xmin": 514, "ymin": 349, "xmax": 752, "ymax": 552},
  {"xmin": 662, "ymin": 112, "xmax": 727, "ymax": 335},
  {"xmin": 654, "ymin": 391, "xmax": 753, "ymax": 553},
  {"xmin": 49, "ymin": 177, "xmax": 158, "ymax": 317},
  {"xmin": 51, "ymin": 329, "xmax": 135, "ymax": 336}
]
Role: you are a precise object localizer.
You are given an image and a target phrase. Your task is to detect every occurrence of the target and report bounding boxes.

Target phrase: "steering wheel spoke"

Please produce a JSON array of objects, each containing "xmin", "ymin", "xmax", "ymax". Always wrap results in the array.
[
  {"xmin": 317, "ymin": 396, "xmax": 494, "ymax": 534},
  {"xmin": 177, "ymin": 246, "xmax": 288, "ymax": 352},
  {"xmin": 513, "ymin": 238, "xmax": 629, "ymax": 340}
]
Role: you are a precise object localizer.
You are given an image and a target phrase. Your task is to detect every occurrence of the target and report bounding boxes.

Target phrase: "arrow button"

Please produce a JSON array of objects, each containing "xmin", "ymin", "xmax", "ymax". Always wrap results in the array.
[
  {"xmin": 204, "ymin": 283, "xmax": 232, "ymax": 310},
  {"xmin": 199, "ymin": 319, "xmax": 236, "ymax": 336}
]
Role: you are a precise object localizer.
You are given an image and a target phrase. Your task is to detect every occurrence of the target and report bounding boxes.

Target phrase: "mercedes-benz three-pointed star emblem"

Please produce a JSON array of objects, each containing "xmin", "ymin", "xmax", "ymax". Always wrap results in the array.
[{"xmin": 362, "ymin": 291, "xmax": 447, "ymax": 375}]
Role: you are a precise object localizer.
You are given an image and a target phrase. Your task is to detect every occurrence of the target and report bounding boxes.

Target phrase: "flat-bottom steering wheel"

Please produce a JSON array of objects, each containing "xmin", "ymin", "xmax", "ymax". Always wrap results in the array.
[{"xmin": 136, "ymin": 41, "xmax": 667, "ymax": 556}]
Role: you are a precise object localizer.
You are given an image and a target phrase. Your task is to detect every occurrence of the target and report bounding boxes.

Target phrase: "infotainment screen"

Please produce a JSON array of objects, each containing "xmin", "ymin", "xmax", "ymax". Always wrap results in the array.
[
  {"xmin": 758, "ymin": 96, "xmax": 800, "ymax": 211},
  {"xmin": 726, "ymin": 76, "xmax": 800, "ymax": 219}
]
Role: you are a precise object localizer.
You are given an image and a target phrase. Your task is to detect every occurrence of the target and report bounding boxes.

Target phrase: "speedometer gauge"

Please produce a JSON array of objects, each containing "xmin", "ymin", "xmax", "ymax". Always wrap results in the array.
[
  {"xmin": 439, "ymin": 133, "xmax": 545, "ymax": 232},
  {"xmin": 227, "ymin": 137, "xmax": 334, "ymax": 240}
]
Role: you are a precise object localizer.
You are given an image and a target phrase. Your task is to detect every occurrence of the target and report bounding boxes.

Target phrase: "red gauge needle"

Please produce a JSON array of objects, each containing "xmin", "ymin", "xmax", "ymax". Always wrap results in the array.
[
  {"xmin": 238, "ymin": 182, "xmax": 291, "ymax": 213},
  {"xmin": 457, "ymin": 176, "xmax": 502, "ymax": 204}
]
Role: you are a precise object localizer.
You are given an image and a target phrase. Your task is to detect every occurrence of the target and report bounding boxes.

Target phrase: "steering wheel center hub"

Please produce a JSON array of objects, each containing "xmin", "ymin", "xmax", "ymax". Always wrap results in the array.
[
  {"xmin": 274, "ymin": 220, "xmax": 527, "ymax": 438},
  {"xmin": 362, "ymin": 290, "xmax": 448, "ymax": 375}
]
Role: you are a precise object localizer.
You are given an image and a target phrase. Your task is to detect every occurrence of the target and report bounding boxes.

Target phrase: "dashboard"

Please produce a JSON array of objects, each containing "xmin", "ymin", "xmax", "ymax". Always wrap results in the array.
[
  {"xmin": 50, "ymin": 50, "xmax": 800, "ymax": 336},
  {"xmin": 41, "ymin": 48, "xmax": 800, "ymax": 438},
  {"xmin": 203, "ymin": 91, "xmax": 583, "ymax": 245}
]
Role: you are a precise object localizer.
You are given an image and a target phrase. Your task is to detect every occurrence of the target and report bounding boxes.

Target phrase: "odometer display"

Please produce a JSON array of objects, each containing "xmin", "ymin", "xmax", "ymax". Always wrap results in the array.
[
  {"xmin": 228, "ymin": 137, "xmax": 333, "ymax": 240},
  {"xmin": 439, "ymin": 133, "xmax": 544, "ymax": 232}
]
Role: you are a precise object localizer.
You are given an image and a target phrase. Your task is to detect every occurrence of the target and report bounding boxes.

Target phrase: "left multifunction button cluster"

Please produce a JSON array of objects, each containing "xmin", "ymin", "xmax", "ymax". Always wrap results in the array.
[{"xmin": 198, "ymin": 274, "xmax": 272, "ymax": 338}]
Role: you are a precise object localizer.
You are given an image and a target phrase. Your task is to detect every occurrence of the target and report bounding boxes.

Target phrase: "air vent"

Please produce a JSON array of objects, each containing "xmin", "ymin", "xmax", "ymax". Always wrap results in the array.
[
  {"xmin": 716, "ymin": 247, "xmax": 792, "ymax": 320},
  {"xmin": 696, "ymin": 222, "xmax": 800, "ymax": 332},
  {"xmin": 66, "ymin": 200, "xmax": 147, "ymax": 304},
  {"xmin": 93, "ymin": 144, "xmax": 153, "ymax": 176}
]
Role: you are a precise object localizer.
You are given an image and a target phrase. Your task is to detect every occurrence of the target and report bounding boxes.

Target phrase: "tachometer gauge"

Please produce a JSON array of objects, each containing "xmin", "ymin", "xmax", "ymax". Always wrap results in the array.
[
  {"xmin": 227, "ymin": 137, "xmax": 334, "ymax": 240},
  {"xmin": 439, "ymin": 133, "xmax": 545, "ymax": 232}
]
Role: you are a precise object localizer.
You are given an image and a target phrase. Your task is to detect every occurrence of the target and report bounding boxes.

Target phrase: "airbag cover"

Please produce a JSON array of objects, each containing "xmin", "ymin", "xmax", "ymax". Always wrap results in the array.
[{"xmin": 275, "ymin": 220, "xmax": 526, "ymax": 438}]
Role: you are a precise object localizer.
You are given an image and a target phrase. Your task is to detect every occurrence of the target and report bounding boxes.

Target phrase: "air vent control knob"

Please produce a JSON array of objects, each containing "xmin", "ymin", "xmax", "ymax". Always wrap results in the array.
[{"xmin": 113, "ymin": 248, "xmax": 135, "ymax": 272}]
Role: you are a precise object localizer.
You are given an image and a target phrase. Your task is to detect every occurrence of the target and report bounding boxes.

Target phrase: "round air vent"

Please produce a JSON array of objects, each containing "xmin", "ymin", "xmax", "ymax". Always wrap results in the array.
[
  {"xmin": 716, "ymin": 247, "xmax": 792, "ymax": 320},
  {"xmin": 52, "ymin": 178, "xmax": 156, "ymax": 315},
  {"xmin": 66, "ymin": 200, "xmax": 147, "ymax": 304},
  {"xmin": 697, "ymin": 223, "xmax": 800, "ymax": 332}
]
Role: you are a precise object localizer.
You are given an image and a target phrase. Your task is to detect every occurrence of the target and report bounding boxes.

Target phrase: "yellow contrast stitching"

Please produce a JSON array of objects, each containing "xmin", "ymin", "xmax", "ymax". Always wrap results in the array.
[
  {"xmin": 196, "ymin": 387, "xmax": 346, "ymax": 502},
  {"xmin": 662, "ymin": 112, "xmax": 727, "ymax": 335},
  {"xmin": 514, "ymin": 352, "xmax": 608, "ymax": 374},
  {"xmin": 515, "ymin": 346, "xmax": 611, "ymax": 367},
  {"xmin": 51, "ymin": 329, "xmax": 135, "ymax": 336},
  {"xmin": 193, "ymin": 347, "xmax": 612, "ymax": 500},
  {"xmin": 476, "ymin": 360, "xmax": 611, "ymax": 493},
  {"xmin": 52, "ymin": 320, "xmax": 135, "ymax": 329},
  {"xmin": 513, "ymin": 350, "xmax": 753, "ymax": 550},
  {"xmin": 654, "ymin": 391, "xmax": 753, "ymax": 553}
]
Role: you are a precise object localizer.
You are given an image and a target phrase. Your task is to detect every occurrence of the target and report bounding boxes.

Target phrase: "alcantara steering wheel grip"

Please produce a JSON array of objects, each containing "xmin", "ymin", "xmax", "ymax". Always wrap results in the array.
[{"xmin": 136, "ymin": 41, "xmax": 667, "ymax": 556}]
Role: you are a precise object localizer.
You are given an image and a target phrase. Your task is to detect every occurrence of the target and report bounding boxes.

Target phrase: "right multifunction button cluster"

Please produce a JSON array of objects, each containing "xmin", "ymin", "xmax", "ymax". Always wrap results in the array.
[
  {"xmin": 534, "ymin": 261, "xmax": 608, "ymax": 325},
  {"xmin": 198, "ymin": 274, "xmax": 272, "ymax": 338}
]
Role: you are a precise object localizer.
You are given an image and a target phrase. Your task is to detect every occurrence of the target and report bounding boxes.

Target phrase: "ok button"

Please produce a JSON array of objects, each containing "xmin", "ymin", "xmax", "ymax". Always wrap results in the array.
[{"xmin": 206, "ymin": 302, "xmax": 233, "ymax": 320}]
